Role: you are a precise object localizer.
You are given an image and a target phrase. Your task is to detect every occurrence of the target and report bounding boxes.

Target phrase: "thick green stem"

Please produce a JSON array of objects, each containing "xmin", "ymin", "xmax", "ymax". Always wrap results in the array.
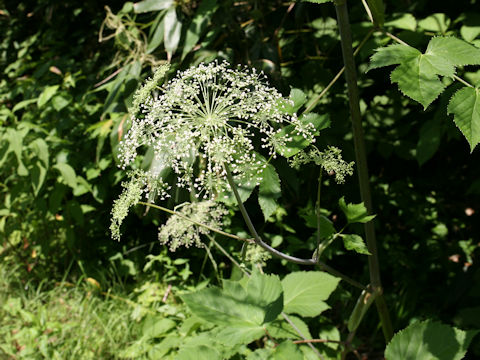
[{"xmin": 334, "ymin": 0, "xmax": 393, "ymax": 341}]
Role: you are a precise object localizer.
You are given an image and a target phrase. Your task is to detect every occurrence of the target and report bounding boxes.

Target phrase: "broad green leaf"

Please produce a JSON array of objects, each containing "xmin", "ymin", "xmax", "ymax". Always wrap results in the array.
[
  {"xmin": 133, "ymin": 0, "xmax": 173, "ymax": 13},
  {"xmin": 366, "ymin": 0, "xmax": 384, "ymax": 27},
  {"xmin": 385, "ymin": 320, "xmax": 479, "ymax": 360},
  {"xmin": 53, "ymin": 163, "xmax": 77, "ymax": 189},
  {"xmin": 274, "ymin": 113, "xmax": 330, "ymax": 157},
  {"xmin": 164, "ymin": 7, "xmax": 182, "ymax": 60},
  {"xmin": 384, "ymin": 13, "xmax": 417, "ymax": 31},
  {"xmin": 51, "ymin": 94, "xmax": 71, "ymax": 111},
  {"xmin": 367, "ymin": 44, "xmax": 420, "ymax": 70},
  {"xmin": 318, "ymin": 325, "xmax": 341, "ymax": 350},
  {"xmin": 426, "ymin": 37, "xmax": 480, "ymax": 67},
  {"xmin": 118, "ymin": 340, "xmax": 151, "ymax": 358},
  {"xmin": 37, "ymin": 85, "xmax": 59, "ymax": 108},
  {"xmin": 418, "ymin": 13, "xmax": 450, "ymax": 34},
  {"xmin": 282, "ymin": 271, "xmax": 340, "ymax": 317},
  {"xmin": 215, "ymin": 326, "xmax": 265, "ymax": 347},
  {"xmin": 341, "ymin": 234, "xmax": 371, "ymax": 255},
  {"xmin": 182, "ymin": 271, "xmax": 282, "ymax": 328},
  {"xmin": 338, "ymin": 197, "xmax": 375, "ymax": 224},
  {"xmin": 390, "ymin": 56, "xmax": 447, "ymax": 109},
  {"xmin": 447, "ymin": 87, "xmax": 480, "ymax": 151},
  {"xmin": 29, "ymin": 138, "xmax": 49, "ymax": 167},
  {"xmin": 284, "ymin": 88, "xmax": 307, "ymax": 114},
  {"xmin": 266, "ymin": 315, "xmax": 312, "ymax": 340},
  {"xmin": 12, "ymin": 98, "xmax": 37, "ymax": 113},
  {"xmin": 258, "ymin": 164, "xmax": 281, "ymax": 220},
  {"xmin": 142, "ymin": 317, "xmax": 176, "ymax": 338},
  {"xmin": 181, "ymin": 0, "xmax": 218, "ymax": 60},
  {"xmin": 271, "ymin": 341, "xmax": 303, "ymax": 360},
  {"xmin": 5, "ymin": 128, "xmax": 29, "ymax": 175}
]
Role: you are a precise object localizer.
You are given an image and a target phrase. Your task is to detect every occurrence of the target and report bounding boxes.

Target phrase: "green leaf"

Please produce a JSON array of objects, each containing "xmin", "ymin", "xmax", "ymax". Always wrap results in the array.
[
  {"xmin": 366, "ymin": 0, "xmax": 384, "ymax": 27},
  {"xmin": 133, "ymin": 0, "xmax": 173, "ymax": 13},
  {"xmin": 447, "ymin": 87, "xmax": 480, "ymax": 151},
  {"xmin": 266, "ymin": 315, "xmax": 312, "ymax": 340},
  {"xmin": 164, "ymin": 7, "xmax": 182, "ymax": 60},
  {"xmin": 385, "ymin": 320, "xmax": 479, "ymax": 360},
  {"xmin": 176, "ymin": 333, "xmax": 224, "ymax": 360},
  {"xmin": 258, "ymin": 164, "xmax": 281, "ymax": 221},
  {"xmin": 37, "ymin": 85, "xmax": 59, "ymax": 108},
  {"xmin": 274, "ymin": 113, "xmax": 330, "ymax": 157},
  {"xmin": 30, "ymin": 161, "xmax": 47, "ymax": 196},
  {"xmin": 29, "ymin": 138, "xmax": 49, "ymax": 167},
  {"xmin": 5, "ymin": 128, "xmax": 29, "ymax": 175},
  {"xmin": 142, "ymin": 317, "xmax": 176, "ymax": 339},
  {"xmin": 341, "ymin": 234, "xmax": 371, "ymax": 255},
  {"xmin": 286, "ymin": 88, "xmax": 307, "ymax": 114},
  {"xmin": 426, "ymin": 37, "xmax": 480, "ymax": 67},
  {"xmin": 384, "ymin": 13, "xmax": 417, "ymax": 31},
  {"xmin": 53, "ymin": 163, "xmax": 77, "ymax": 189},
  {"xmin": 181, "ymin": 0, "xmax": 218, "ymax": 60},
  {"xmin": 368, "ymin": 37, "xmax": 480, "ymax": 109},
  {"xmin": 271, "ymin": 341, "xmax": 303, "ymax": 360},
  {"xmin": 338, "ymin": 197, "xmax": 375, "ymax": 224},
  {"xmin": 182, "ymin": 271, "xmax": 283, "ymax": 328},
  {"xmin": 51, "ymin": 94, "xmax": 71, "ymax": 111},
  {"xmin": 418, "ymin": 13, "xmax": 450, "ymax": 34},
  {"xmin": 282, "ymin": 271, "xmax": 340, "ymax": 317},
  {"xmin": 12, "ymin": 98, "xmax": 37, "ymax": 113}
]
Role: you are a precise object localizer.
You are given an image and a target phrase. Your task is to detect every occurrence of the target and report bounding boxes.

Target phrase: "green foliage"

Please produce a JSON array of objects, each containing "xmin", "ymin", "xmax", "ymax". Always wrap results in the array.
[{"xmin": 385, "ymin": 320, "xmax": 479, "ymax": 360}]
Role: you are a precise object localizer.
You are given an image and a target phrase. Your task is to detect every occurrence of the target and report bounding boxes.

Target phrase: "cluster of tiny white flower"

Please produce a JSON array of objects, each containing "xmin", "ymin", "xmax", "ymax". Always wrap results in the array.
[
  {"xmin": 158, "ymin": 201, "xmax": 228, "ymax": 251},
  {"xmin": 110, "ymin": 170, "xmax": 171, "ymax": 241},
  {"xmin": 118, "ymin": 61, "xmax": 316, "ymax": 199}
]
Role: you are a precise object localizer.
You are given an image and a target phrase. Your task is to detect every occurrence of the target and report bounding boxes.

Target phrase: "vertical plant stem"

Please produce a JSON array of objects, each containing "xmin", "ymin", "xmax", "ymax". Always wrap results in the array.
[{"xmin": 333, "ymin": 0, "xmax": 393, "ymax": 342}]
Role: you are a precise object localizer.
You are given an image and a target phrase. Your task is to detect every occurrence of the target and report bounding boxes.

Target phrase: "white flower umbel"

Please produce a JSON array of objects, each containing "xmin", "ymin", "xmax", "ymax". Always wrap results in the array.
[{"xmin": 119, "ymin": 61, "xmax": 316, "ymax": 199}]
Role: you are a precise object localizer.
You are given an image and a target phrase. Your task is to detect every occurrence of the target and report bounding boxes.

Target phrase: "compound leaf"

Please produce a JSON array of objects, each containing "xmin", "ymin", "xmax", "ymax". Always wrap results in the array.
[{"xmin": 258, "ymin": 164, "xmax": 281, "ymax": 221}]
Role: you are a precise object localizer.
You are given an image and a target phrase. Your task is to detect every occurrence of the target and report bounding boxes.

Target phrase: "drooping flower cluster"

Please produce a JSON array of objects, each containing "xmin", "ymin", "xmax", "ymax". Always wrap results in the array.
[
  {"xmin": 110, "ymin": 170, "xmax": 171, "ymax": 241},
  {"xmin": 158, "ymin": 201, "xmax": 228, "ymax": 251},
  {"xmin": 119, "ymin": 61, "xmax": 316, "ymax": 199},
  {"xmin": 289, "ymin": 146, "xmax": 354, "ymax": 184}
]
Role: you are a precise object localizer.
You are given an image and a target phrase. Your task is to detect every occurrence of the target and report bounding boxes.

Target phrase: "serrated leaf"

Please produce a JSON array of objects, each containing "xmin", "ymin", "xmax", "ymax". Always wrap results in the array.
[
  {"xmin": 142, "ymin": 317, "xmax": 176, "ymax": 338},
  {"xmin": 258, "ymin": 164, "xmax": 281, "ymax": 221},
  {"xmin": 426, "ymin": 37, "xmax": 480, "ymax": 67},
  {"xmin": 182, "ymin": 271, "xmax": 282, "ymax": 328},
  {"xmin": 385, "ymin": 320, "xmax": 479, "ymax": 360},
  {"xmin": 164, "ymin": 7, "xmax": 182, "ymax": 60},
  {"xmin": 53, "ymin": 163, "xmax": 77, "ymax": 189},
  {"xmin": 341, "ymin": 234, "xmax": 371, "ymax": 255},
  {"xmin": 447, "ymin": 87, "xmax": 480, "ymax": 151},
  {"xmin": 369, "ymin": 37, "xmax": 480, "ymax": 109},
  {"xmin": 282, "ymin": 271, "xmax": 340, "ymax": 317},
  {"xmin": 133, "ymin": 0, "xmax": 173, "ymax": 13},
  {"xmin": 338, "ymin": 197, "xmax": 375, "ymax": 224}
]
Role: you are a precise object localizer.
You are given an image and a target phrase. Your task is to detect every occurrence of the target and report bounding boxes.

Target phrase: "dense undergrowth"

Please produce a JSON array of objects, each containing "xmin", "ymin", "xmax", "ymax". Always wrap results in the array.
[{"xmin": 1, "ymin": 0, "xmax": 480, "ymax": 358}]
